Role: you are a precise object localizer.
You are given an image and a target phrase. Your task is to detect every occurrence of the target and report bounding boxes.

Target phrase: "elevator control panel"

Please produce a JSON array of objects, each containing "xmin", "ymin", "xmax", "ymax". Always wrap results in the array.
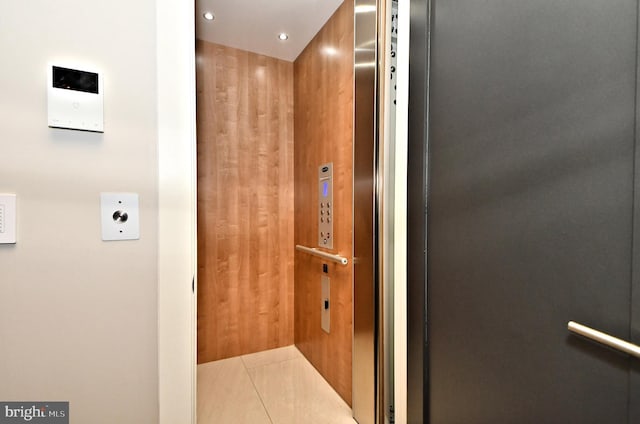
[{"xmin": 318, "ymin": 163, "xmax": 333, "ymax": 249}]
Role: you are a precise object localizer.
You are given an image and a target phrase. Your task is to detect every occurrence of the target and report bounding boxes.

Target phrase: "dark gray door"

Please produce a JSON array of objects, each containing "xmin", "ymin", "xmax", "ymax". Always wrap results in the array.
[{"xmin": 424, "ymin": 0, "xmax": 639, "ymax": 423}]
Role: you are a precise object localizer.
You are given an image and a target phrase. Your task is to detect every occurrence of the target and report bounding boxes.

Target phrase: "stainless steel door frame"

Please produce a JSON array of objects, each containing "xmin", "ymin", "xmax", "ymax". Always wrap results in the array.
[
  {"xmin": 353, "ymin": 1, "xmax": 402, "ymax": 422},
  {"xmin": 353, "ymin": 0, "xmax": 380, "ymax": 423}
]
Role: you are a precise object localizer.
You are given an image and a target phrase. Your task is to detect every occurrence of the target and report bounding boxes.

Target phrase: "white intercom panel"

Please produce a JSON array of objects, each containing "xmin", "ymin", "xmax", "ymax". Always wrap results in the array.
[
  {"xmin": 48, "ymin": 64, "xmax": 104, "ymax": 132},
  {"xmin": 0, "ymin": 194, "xmax": 17, "ymax": 244},
  {"xmin": 318, "ymin": 163, "xmax": 333, "ymax": 249}
]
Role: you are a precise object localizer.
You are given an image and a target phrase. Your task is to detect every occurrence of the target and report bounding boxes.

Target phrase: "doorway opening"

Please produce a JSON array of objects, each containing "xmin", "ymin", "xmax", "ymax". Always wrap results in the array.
[{"xmin": 193, "ymin": 1, "xmax": 364, "ymax": 423}]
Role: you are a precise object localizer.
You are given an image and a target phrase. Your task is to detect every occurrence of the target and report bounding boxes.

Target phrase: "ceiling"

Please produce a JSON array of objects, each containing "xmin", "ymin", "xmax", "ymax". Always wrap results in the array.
[{"xmin": 195, "ymin": 0, "xmax": 345, "ymax": 62}]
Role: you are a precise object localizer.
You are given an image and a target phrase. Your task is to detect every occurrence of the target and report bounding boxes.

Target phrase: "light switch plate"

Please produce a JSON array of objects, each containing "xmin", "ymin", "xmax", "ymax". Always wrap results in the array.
[
  {"xmin": 100, "ymin": 193, "xmax": 139, "ymax": 241},
  {"xmin": 0, "ymin": 194, "xmax": 17, "ymax": 244}
]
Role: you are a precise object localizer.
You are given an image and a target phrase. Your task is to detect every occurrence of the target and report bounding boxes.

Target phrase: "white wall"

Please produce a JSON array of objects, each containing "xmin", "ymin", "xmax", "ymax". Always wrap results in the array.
[
  {"xmin": 157, "ymin": 0, "xmax": 197, "ymax": 422},
  {"xmin": 393, "ymin": 0, "xmax": 410, "ymax": 422},
  {"xmin": 0, "ymin": 2, "xmax": 159, "ymax": 423}
]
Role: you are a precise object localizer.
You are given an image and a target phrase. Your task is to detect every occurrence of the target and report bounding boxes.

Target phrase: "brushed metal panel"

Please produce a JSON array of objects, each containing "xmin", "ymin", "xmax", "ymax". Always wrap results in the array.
[
  {"xmin": 631, "ymin": 3, "xmax": 640, "ymax": 421},
  {"xmin": 406, "ymin": 0, "xmax": 430, "ymax": 423},
  {"xmin": 426, "ymin": 0, "xmax": 637, "ymax": 422},
  {"xmin": 322, "ymin": 275, "xmax": 331, "ymax": 333},
  {"xmin": 353, "ymin": 0, "xmax": 379, "ymax": 423}
]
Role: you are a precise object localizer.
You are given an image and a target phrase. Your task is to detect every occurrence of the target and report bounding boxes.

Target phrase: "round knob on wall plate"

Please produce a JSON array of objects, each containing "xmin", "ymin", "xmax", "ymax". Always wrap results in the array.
[{"xmin": 112, "ymin": 210, "xmax": 129, "ymax": 223}]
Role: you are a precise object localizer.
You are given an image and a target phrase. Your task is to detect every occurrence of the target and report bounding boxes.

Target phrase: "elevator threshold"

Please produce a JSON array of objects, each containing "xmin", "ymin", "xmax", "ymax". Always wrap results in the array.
[{"xmin": 197, "ymin": 345, "xmax": 356, "ymax": 424}]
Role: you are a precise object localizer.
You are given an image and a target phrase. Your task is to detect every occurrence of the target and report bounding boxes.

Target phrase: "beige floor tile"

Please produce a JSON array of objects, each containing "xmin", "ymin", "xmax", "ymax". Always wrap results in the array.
[
  {"xmin": 241, "ymin": 345, "xmax": 303, "ymax": 369},
  {"xmin": 197, "ymin": 357, "xmax": 272, "ymax": 424},
  {"xmin": 247, "ymin": 357, "xmax": 356, "ymax": 424}
]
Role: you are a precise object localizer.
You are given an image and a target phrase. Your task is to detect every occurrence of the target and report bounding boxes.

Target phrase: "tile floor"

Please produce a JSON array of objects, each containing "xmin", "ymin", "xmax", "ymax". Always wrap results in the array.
[{"xmin": 197, "ymin": 345, "xmax": 357, "ymax": 424}]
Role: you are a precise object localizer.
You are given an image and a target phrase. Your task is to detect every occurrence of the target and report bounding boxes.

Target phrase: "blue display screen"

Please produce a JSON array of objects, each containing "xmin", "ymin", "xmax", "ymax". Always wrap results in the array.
[{"xmin": 322, "ymin": 181, "xmax": 329, "ymax": 197}]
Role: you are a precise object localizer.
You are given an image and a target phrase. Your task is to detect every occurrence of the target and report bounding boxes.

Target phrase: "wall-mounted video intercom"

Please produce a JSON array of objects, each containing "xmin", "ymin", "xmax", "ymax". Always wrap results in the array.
[
  {"xmin": 318, "ymin": 163, "xmax": 333, "ymax": 249},
  {"xmin": 47, "ymin": 64, "xmax": 104, "ymax": 132}
]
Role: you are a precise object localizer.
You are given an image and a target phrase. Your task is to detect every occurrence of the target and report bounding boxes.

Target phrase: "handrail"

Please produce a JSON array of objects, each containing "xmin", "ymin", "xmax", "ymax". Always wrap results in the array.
[
  {"xmin": 295, "ymin": 245, "xmax": 349, "ymax": 265},
  {"xmin": 568, "ymin": 321, "xmax": 640, "ymax": 359}
]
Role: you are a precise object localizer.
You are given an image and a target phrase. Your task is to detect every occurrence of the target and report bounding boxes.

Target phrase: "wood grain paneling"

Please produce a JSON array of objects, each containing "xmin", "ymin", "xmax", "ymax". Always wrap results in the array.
[
  {"xmin": 197, "ymin": 40, "xmax": 295, "ymax": 364},
  {"xmin": 294, "ymin": 0, "xmax": 354, "ymax": 406}
]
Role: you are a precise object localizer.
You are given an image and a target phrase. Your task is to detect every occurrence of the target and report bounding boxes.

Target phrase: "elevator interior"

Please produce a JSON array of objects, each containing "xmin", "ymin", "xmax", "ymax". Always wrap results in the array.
[{"xmin": 194, "ymin": 0, "xmax": 359, "ymax": 420}]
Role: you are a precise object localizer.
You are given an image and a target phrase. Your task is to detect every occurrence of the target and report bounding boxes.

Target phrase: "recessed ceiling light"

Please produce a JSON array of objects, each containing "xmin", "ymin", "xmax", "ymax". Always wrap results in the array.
[
  {"xmin": 203, "ymin": 12, "xmax": 215, "ymax": 21},
  {"xmin": 278, "ymin": 33, "xmax": 289, "ymax": 41}
]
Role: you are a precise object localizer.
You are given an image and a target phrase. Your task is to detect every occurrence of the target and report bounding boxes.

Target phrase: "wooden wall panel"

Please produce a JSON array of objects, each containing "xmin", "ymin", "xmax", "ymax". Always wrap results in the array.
[
  {"xmin": 294, "ymin": 0, "xmax": 354, "ymax": 406},
  {"xmin": 197, "ymin": 40, "xmax": 294, "ymax": 364}
]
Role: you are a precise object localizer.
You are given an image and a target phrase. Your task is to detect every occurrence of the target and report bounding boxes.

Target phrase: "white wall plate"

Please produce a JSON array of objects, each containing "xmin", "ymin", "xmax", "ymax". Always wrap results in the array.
[
  {"xmin": 100, "ymin": 193, "xmax": 139, "ymax": 241},
  {"xmin": 0, "ymin": 194, "xmax": 17, "ymax": 244}
]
